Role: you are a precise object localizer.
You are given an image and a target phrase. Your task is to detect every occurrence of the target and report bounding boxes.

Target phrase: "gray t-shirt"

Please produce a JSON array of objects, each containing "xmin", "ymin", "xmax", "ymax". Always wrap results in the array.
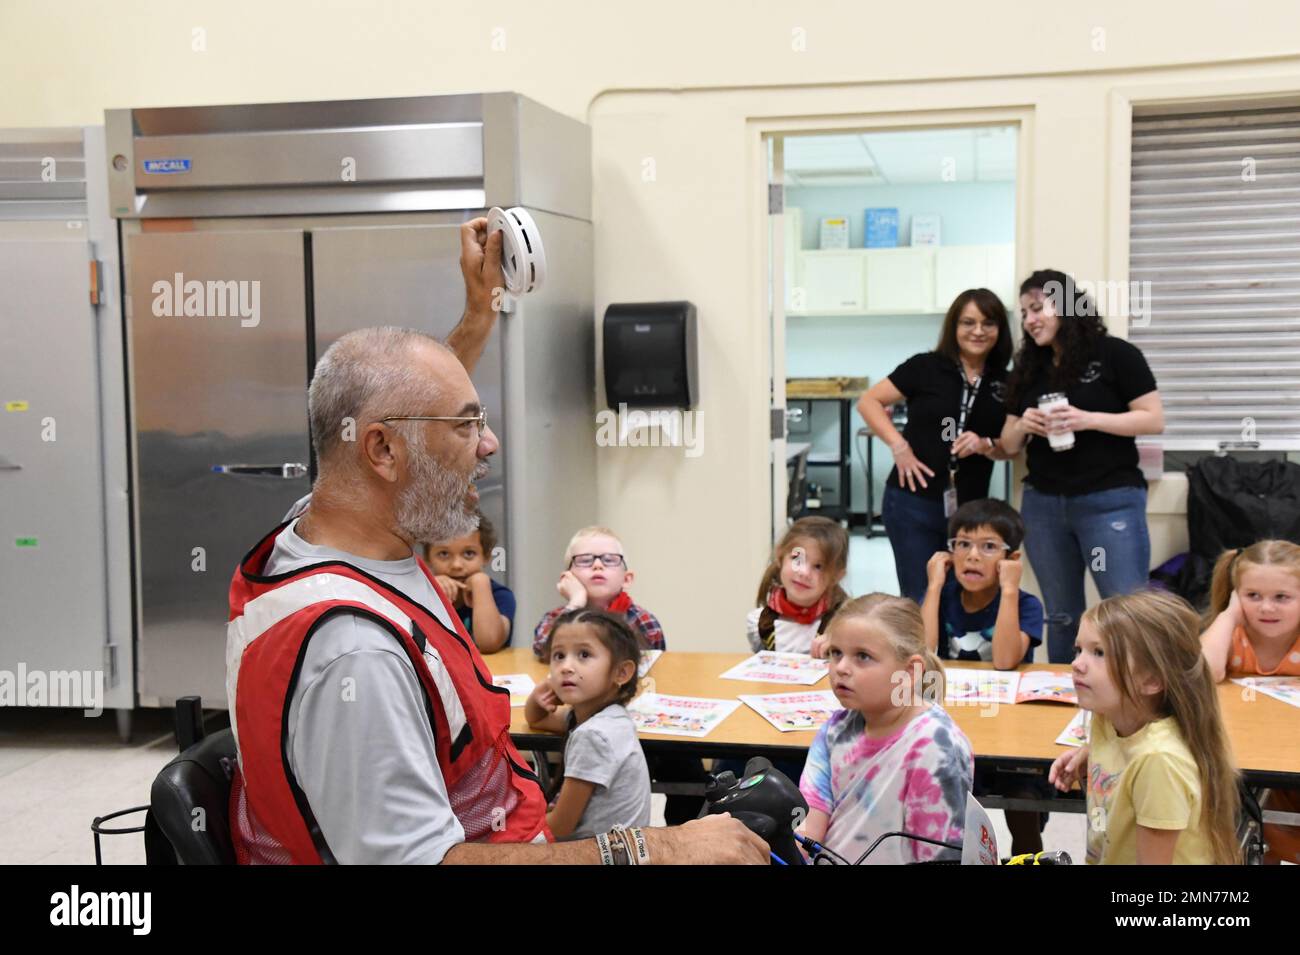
[
  {"xmin": 267, "ymin": 519, "xmax": 466, "ymax": 864},
  {"xmin": 563, "ymin": 703, "xmax": 652, "ymax": 839}
]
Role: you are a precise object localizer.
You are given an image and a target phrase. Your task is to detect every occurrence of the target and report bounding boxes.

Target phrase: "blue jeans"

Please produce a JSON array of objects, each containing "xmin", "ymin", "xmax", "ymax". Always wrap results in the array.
[
  {"xmin": 881, "ymin": 484, "xmax": 950, "ymax": 606},
  {"xmin": 1020, "ymin": 485, "xmax": 1151, "ymax": 663}
]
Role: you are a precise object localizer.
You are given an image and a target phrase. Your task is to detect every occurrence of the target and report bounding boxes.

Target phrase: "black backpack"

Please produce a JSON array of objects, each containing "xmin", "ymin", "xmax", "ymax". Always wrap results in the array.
[{"xmin": 1166, "ymin": 456, "xmax": 1300, "ymax": 610}]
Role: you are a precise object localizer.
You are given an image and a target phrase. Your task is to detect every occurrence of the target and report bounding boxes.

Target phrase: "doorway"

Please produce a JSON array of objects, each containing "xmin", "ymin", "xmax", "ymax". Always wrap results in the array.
[{"xmin": 768, "ymin": 123, "xmax": 1021, "ymax": 598}]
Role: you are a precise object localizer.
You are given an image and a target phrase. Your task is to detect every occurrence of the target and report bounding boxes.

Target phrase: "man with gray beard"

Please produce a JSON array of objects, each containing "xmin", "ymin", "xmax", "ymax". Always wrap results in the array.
[{"xmin": 225, "ymin": 220, "xmax": 765, "ymax": 865}]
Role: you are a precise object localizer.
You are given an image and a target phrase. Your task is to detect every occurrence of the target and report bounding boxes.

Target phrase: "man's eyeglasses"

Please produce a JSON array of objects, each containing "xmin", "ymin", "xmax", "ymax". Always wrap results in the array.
[
  {"xmin": 381, "ymin": 407, "xmax": 488, "ymax": 436},
  {"xmin": 947, "ymin": 538, "xmax": 1010, "ymax": 556},
  {"xmin": 569, "ymin": 553, "xmax": 626, "ymax": 569}
]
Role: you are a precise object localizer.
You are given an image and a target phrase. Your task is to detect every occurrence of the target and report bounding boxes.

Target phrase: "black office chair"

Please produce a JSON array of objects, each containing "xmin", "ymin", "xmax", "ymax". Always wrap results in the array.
[{"xmin": 92, "ymin": 697, "xmax": 238, "ymax": 865}]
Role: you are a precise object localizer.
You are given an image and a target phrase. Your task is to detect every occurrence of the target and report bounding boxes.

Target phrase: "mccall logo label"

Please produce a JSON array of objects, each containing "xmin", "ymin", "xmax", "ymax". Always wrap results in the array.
[{"xmin": 142, "ymin": 158, "xmax": 191, "ymax": 174}]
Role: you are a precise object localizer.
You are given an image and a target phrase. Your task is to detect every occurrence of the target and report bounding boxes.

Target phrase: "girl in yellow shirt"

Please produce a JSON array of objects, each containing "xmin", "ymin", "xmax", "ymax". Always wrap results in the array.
[{"xmin": 1050, "ymin": 590, "xmax": 1239, "ymax": 864}]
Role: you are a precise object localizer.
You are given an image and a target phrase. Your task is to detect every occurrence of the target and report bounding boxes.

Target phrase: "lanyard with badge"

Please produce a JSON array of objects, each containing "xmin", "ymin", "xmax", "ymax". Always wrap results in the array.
[{"xmin": 945, "ymin": 369, "xmax": 981, "ymax": 518}]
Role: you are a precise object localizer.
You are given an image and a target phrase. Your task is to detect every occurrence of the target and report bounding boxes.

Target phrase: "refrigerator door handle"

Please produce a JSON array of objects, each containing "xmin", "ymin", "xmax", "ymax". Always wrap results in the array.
[{"xmin": 212, "ymin": 463, "xmax": 309, "ymax": 479}]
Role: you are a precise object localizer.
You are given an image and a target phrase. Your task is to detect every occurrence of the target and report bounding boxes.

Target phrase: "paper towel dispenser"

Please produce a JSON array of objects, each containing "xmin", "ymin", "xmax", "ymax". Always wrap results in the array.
[{"xmin": 602, "ymin": 301, "xmax": 697, "ymax": 409}]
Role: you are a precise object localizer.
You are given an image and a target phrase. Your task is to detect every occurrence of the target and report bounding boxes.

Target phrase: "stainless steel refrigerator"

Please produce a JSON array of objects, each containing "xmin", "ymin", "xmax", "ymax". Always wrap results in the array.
[{"xmin": 106, "ymin": 93, "xmax": 595, "ymax": 708}]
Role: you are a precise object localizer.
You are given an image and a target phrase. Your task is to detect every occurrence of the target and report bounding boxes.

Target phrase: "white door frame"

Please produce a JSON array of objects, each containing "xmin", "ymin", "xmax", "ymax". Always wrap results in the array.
[
  {"xmin": 766, "ymin": 135, "xmax": 788, "ymax": 540},
  {"xmin": 754, "ymin": 105, "xmax": 1035, "ymax": 546}
]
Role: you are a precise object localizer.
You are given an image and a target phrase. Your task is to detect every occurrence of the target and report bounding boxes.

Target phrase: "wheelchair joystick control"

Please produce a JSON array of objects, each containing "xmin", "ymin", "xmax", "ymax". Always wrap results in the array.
[{"xmin": 703, "ymin": 757, "xmax": 807, "ymax": 865}]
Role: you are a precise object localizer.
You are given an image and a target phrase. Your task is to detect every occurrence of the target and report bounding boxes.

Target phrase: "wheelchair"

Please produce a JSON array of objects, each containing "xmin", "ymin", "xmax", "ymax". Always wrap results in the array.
[{"xmin": 92, "ymin": 697, "xmax": 236, "ymax": 865}]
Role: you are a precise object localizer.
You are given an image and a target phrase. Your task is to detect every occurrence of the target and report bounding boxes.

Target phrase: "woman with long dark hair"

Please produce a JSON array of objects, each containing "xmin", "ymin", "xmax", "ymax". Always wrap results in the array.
[
  {"xmin": 1000, "ymin": 269, "xmax": 1165, "ymax": 662},
  {"xmin": 858, "ymin": 289, "xmax": 1015, "ymax": 604}
]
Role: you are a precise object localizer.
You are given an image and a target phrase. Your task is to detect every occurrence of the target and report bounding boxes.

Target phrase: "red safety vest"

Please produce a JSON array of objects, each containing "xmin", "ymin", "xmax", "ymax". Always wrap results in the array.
[{"xmin": 225, "ymin": 521, "xmax": 551, "ymax": 863}]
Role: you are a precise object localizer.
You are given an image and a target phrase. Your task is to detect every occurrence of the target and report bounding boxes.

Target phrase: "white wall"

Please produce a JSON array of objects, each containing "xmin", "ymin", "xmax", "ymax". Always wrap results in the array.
[
  {"xmin": 587, "ymin": 67, "xmax": 1300, "ymax": 650},
  {"xmin": 4, "ymin": 1, "xmax": 1299, "ymax": 650}
]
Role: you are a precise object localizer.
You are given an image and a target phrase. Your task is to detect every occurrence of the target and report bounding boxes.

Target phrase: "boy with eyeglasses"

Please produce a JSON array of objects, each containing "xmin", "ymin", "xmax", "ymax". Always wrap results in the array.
[
  {"xmin": 532, "ymin": 526, "xmax": 665, "ymax": 660},
  {"xmin": 922, "ymin": 497, "xmax": 1049, "ymax": 856},
  {"xmin": 921, "ymin": 498, "xmax": 1044, "ymax": 669}
]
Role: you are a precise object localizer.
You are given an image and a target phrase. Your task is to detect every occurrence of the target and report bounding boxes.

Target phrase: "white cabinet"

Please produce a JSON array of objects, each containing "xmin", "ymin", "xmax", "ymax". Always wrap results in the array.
[
  {"xmin": 797, "ymin": 250, "xmax": 866, "ymax": 313},
  {"xmin": 934, "ymin": 246, "xmax": 989, "ymax": 308},
  {"xmin": 986, "ymin": 243, "xmax": 1017, "ymax": 309},
  {"xmin": 865, "ymin": 248, "xmax": 934, "ymax": 313},
  {"xmin": 934, "ymin": 244, "xmax": 1018, "ymax": 312},
  {"xmin": 786, "ymin": 242, "xmax": 1015, "ymax": 316}
]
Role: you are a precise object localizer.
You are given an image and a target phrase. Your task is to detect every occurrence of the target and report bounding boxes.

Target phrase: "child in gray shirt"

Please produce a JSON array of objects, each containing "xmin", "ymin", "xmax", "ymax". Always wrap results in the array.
[{"xmin": 524, "ymin": 609, "xmax": 652, "ymax": 839}]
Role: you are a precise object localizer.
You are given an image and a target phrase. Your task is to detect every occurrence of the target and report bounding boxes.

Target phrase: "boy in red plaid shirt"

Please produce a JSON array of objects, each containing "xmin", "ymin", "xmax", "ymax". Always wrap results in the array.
[{"xmin": 532, "ymin": 526, "xmax": 665, "ymax": 659}]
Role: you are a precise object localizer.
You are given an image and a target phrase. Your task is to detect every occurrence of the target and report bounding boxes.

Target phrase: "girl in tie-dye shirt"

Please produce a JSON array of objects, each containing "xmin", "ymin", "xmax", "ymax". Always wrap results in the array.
[{"xmin": 799, "ymin": 594, "xmax": 973, "ymax": 864}]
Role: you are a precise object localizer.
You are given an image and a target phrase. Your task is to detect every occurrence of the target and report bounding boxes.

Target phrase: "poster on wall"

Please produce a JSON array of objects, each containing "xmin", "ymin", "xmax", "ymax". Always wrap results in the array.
[
  {"xmin": 910, "ymin": 214, "xmax": 941, "ymax": 246},
  {"xmin": 819, "ymin": 216, "xmax": 850, "ymax": 249},
  {"xmin": 865, "ymin": 208, "xmax": 899, "ymax": 247}
]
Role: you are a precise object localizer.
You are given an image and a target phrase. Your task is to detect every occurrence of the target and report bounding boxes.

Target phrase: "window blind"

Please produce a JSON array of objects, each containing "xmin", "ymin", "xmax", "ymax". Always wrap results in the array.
[{"xmin": 1129, "ymin": 103, "xmax": 1300, "ymax": 451}]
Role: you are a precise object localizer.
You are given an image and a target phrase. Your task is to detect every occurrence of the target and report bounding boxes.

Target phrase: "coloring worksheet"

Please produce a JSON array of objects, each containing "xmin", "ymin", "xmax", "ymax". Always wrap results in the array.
[
  {"xmin": 625, "ymin": 693, "xmax": 741, "ymax": 738},
  {"xmin": 944, "ymin": 668, "xmax": 1020, "ymax": 705},
  {"xmin": 492, "ymin": 673, "xmax": 535, "ymax": 707},
  {"xmin": 1055, "ymin": 709, "xmax": 1091, "ymax": 747},
  {"xmin": 1231, "ymin": 675, "xmax": 1300, "ymax": 709},
  {"xmin": 1016, "ymin": 671, "xmax": 1078, "ymax": 705},
  {"xmin": 638, "ymin": 649, "xmax": 662, "ymax": 678},
  {"xmin": 738, "ymin": 691, "xmax": 842, "ymax": 732},
  {"xmin": 719, "ymin": 651, "xmax": 829, "ymax": 686}
]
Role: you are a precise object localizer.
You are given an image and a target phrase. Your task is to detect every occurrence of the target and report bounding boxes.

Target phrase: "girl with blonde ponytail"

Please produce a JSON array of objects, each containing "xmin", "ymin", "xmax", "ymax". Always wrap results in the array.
[
  {"xmin": 1200, "ymin": 540, "xmax": 1300, "ymax": 682},
  {"xmin": 797, "ymin": 594, "xmax": 974, "ymax": 864},
  {"xmin": 1050, "ymin": 590, "xmax": 1240, "ymax": 864},
  {"xmin": 1199, "ymin": 540, "xmax": 1300, "ymax": 864}
]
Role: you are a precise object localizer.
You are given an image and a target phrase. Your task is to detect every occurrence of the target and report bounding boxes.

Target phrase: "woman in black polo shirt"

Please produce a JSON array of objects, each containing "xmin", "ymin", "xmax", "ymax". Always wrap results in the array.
[
  {"xmin": 857, "ymin": 288, "xmax": 1014, "ymax": 604},
  {"xmin": 1000, "ymin": 269, "xmax": 1165, "ymax": 663}
]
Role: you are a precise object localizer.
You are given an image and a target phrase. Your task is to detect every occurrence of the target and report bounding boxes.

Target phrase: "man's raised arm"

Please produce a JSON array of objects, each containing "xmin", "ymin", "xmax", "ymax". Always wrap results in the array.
[{"xmin": 445, "ymin": 217, "xmax": 505, "ymax": 375}]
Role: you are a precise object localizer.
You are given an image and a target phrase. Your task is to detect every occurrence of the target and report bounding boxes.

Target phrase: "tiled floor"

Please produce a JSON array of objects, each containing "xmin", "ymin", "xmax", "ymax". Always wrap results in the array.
[
  {"xmin": 0, "ymin": 708, "xmax": 176, "ymax": 865},
  {"xmin": 846, "ymin": 534, "xmax": 903, "ymax": 598}
]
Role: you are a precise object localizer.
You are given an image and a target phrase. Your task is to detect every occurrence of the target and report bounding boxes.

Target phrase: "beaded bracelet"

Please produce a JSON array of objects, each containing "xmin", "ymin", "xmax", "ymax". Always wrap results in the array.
[{"xmin": 611, "ymin": 824, "xmax": 650, "ymax": 865}]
